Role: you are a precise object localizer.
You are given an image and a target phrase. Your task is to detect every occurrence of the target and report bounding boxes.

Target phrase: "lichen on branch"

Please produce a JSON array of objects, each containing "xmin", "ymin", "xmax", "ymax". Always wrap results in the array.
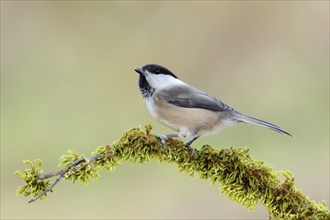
[
  {"xmin": 16, "ymin": 125, "xmax": 330, "ymax": 219},
  {"xmin": 15, "ymin": 159, "xmax": 52, "ymax": 201}
]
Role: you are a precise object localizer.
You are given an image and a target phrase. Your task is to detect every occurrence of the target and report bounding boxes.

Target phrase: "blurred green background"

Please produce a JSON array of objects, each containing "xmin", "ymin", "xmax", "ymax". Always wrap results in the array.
[{"xmin": 1, "ymin": 1, "xmax": 329, "ymax": 219}]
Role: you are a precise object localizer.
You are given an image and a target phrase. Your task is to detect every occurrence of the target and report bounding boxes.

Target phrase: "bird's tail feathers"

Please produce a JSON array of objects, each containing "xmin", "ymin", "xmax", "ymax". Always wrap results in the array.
[{"xmin": 231, "ymin": 112, "xmax": 293, "ymax": 137}]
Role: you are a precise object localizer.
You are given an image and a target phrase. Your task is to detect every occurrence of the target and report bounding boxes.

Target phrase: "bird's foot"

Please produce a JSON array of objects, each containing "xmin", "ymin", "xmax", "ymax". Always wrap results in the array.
[
  {"xmin": 184, "ymin": 136, "xmax": 199, "ymax": 155},
  {"xmin": 157, "ymin": 134, "xmax": 179, "ymax": 148},
  {"xmin": 184, "ymin": 142, "xmax": 195, "ymax": 155},
  {"xmin": 157, "ymin": 134, "xmax": 168, "ymax": 148}
]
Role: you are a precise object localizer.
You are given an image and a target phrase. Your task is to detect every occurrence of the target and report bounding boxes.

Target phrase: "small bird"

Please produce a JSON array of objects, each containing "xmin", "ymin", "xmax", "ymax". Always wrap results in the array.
[{"xmin": 134, "ymin": 64, "xmax": 292, "ymax": 153}]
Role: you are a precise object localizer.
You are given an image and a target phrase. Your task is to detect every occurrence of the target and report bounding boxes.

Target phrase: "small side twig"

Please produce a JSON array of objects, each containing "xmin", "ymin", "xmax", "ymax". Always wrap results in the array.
[
  {"xmin": 28, "ymin": 154, "xmax": 100, "ymax": 203},
  {"xmin": 37, "ymin": 170, "xmax": 63, "ymax": 180}
]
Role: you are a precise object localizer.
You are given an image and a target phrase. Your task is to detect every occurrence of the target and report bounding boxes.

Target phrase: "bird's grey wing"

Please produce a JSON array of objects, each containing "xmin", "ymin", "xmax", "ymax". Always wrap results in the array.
[{"xmin": 158, "ymin": 85, "xmax": 233, "ymax": 112}]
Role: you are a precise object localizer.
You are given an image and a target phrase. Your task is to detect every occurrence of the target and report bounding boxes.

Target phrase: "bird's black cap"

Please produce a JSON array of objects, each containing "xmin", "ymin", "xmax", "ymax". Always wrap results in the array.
[{"xmin": 141, "ymin": 64, "xmax": 178, "ymax": 79}]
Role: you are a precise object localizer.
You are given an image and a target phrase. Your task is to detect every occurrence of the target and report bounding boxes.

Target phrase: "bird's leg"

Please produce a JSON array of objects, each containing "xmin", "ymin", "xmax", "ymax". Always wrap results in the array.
[
  {"xmin": 184, "ymin": 136, "xmax": 200, "ymax": 155},
  {"xmin": 157, "ymin": 134, "xmax": 179, "ymax": 148}
]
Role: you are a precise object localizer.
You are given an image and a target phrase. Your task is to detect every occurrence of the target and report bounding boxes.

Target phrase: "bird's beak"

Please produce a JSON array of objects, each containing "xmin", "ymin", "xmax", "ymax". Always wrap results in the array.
[{"xmin": 134, "ymin": 67, "xmax": 143, "ymax": 75}]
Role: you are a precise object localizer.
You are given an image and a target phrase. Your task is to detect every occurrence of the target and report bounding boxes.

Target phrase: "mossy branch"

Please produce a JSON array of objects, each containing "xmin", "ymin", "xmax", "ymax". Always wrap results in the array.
[{"xmin": 16, "ymin": 125, "xmax": 329, "ymax": 219}]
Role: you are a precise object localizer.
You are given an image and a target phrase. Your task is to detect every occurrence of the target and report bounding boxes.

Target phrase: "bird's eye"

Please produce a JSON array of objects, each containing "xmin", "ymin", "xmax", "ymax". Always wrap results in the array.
[{"xmin": 155, "ymin": 68, "xmax": 160, "ymax": 74}]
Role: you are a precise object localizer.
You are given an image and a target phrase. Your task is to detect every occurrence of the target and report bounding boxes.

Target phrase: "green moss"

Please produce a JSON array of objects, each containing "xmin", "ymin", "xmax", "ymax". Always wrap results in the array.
[
  {"xmin": 16, "ymin": 125, "xmax": 330, "ymax": 219},
  {"xmin": 15, "ymin": 159, "xmax": 52, "ymax": 200},
  {"xmin": 59, "ymin": 150, "xmax": 99, "ymax": 184}
]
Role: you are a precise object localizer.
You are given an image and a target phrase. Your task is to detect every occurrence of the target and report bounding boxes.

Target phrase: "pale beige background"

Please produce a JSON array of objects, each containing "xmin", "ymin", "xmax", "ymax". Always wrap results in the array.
[{"xmin": 1, "ymin": 1, "xmax": 329, "ymax": 219}]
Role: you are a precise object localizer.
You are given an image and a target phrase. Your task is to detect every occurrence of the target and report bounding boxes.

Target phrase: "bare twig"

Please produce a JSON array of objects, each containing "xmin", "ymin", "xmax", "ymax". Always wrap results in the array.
[
  {"xmin": 37, "ymin": 170, "xmax": 63, "ymax": 180},
  {"xmin": 28, "ymin": 154, "xmax": 100, "ymax": 203}
]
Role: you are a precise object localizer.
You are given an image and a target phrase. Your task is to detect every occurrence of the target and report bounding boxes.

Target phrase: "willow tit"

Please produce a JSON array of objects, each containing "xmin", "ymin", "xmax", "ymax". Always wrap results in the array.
[{"xmin": 134, "ymin": 64, "xmax": 292, "ymax": 153}]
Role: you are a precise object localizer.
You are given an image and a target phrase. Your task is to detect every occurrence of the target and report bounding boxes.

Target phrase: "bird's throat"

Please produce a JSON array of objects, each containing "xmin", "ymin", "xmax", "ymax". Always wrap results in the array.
[{"xmin": 139, "ymin": 75, "xmax": 155, "ymax": 98}]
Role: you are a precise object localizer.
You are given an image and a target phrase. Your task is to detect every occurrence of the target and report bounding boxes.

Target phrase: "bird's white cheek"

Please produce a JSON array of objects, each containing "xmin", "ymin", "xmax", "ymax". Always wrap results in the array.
[{"xmin": 145, "ymin": 72, "xmax": 184, "ymax": 89}]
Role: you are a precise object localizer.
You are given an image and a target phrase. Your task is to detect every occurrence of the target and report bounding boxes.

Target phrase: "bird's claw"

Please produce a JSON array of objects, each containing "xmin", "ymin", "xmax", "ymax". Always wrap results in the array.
[
  {"xmin": 157, "ymin": 134, "xmax": 195, "ymax": 155},
  {"xmin": 157, "ymin": 134, "xmax": 167, "ymax": 148},
  {"xmin": 184, "ymin": 143, "xmax": 195, "ymax": 155}
]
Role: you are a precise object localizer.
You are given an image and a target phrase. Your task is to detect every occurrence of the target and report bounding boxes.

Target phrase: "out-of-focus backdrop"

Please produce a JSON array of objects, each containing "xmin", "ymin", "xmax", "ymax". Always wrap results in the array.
[{"xmin": 1, "ymin": 1, "xmax": 329, "ymax": 219}]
